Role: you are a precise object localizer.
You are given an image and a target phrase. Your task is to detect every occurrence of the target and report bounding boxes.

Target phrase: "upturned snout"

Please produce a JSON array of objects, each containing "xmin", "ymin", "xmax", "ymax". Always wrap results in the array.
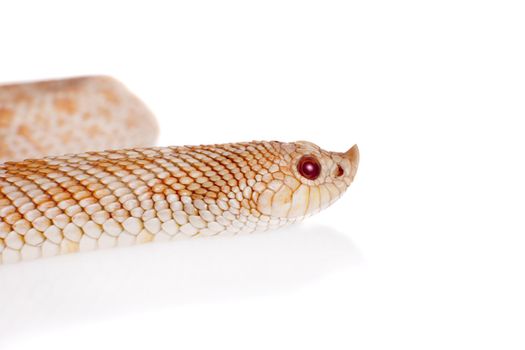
[{"xmin": 345, "ymin": 144, "xmax": 359, "ymax": 178}]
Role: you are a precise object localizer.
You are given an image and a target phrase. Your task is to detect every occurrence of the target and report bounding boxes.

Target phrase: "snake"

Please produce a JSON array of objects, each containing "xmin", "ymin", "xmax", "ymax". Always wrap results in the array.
[{"xmin": 0, "ymin": 76, "xmax": 359, "ymax": 264}]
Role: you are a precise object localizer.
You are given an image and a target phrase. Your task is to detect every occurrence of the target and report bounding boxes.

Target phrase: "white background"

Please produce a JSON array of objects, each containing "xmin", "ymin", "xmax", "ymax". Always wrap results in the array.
[{"xmin": 0, "ymin": 0, "xmax": 524, "ymax": 349}]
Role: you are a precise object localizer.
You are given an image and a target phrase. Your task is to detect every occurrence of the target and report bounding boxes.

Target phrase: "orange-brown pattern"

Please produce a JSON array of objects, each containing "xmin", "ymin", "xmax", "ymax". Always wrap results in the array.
[
  {"xmin": 0, "ymin": 76, "xmax": 158, "ymax": 162},
  {"xmin": 0, "ymin": 76, "xmax": 359, "ymax": 263},
  {"xmin": 0, "ymin": 141, "xmax": 359, "ymax": 263}
]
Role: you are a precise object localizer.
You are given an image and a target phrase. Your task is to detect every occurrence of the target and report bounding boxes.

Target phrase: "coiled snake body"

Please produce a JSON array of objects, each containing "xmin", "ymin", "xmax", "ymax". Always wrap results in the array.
[{"xmin": 0, "ymin": 77, "xmax": 359, "ymax": 264}]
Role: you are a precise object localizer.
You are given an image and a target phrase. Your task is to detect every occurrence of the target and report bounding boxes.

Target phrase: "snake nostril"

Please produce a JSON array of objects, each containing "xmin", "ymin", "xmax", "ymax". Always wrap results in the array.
[{"xmin": 336, "ymin": 164, "xmax": 344, "ymax": 177}]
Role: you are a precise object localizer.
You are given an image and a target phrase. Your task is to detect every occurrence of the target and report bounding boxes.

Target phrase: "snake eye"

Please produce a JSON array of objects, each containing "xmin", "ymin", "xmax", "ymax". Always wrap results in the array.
[{"xmin": 297, "ymin": 155, "xmax": 321, "ymax": 180}]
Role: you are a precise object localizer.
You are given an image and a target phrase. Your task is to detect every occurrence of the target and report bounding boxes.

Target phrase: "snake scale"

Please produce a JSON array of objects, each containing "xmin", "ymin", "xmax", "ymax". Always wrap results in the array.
[{"xmin": 0, "ymin": 76, "xmax": 359, "ymax": 264}]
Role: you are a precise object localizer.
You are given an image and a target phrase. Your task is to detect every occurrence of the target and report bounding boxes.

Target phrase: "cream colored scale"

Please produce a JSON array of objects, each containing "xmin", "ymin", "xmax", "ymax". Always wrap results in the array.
[{"xmin": 0, "ymin": 77, "xmax": 359, "ymax": 263}]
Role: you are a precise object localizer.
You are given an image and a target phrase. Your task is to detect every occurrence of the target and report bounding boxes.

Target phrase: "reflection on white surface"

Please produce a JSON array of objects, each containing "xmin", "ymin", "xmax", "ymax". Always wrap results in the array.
[{"xmin": 0, "ymin": 224, "xmax": 360, "ymax": 342}]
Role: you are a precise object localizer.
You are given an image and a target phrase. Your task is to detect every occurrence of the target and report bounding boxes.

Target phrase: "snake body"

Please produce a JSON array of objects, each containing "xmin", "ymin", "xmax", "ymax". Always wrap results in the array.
[{"xmin": 0, "ymin": 77, "xmax": 359, "ymax": 264}]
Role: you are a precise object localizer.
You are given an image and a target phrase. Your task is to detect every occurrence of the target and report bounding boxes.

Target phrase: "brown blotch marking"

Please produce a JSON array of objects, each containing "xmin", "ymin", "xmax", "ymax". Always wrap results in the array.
[
  {"xmin": 56, "ymin": 117, "xmax": 66, "ymax": 127},
  {"xmin": 13, "ymin": 92, "xmax": 33, "ymax": 104},
  {"xmin": 102, "ymin": 89, "xmax": 120, "ymax": 105},
  {"xmin": 126, "ymin": 115, "xmax": 140, "ymax": 129},
  {"xmin": 54, "ymin": 98, "xmax": 77, "ymax": 114},
  {"xmin": 59, "ymin": 131, "xmax": 74, "ymax": 145},
  {"xmin": 0, "ymin": 140, "xmax": 13, "ymax": 159},
  {"xmin": 86, "ymin": 125, "xmax": 104, "ymax": 138},
  {"xmin": 34, "ymin": 114, "xmax": 51, "ymax": 128},
  {"xmin": 0, "ymin": 108, "xmax": 14, "ymax": 128},
  {"xmin": 98, "ymin": 107, "xmax": 112, "ymax": 121},
  {"xmin": 17, "ymin": 125, "xmax": 45, "ymax": 152}
]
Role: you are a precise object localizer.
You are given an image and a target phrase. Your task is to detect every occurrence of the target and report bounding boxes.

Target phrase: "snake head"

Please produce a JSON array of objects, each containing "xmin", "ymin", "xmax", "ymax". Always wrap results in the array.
[{"xmin": 255, "ymin": 141, "xmax": 359, "ymax": 219}]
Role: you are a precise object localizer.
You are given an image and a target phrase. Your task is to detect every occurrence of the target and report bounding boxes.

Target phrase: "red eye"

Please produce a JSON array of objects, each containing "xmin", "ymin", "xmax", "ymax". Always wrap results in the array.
[{"xmin": 297, "ymin": 155, "xmax": 321, "ymax": 180}]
